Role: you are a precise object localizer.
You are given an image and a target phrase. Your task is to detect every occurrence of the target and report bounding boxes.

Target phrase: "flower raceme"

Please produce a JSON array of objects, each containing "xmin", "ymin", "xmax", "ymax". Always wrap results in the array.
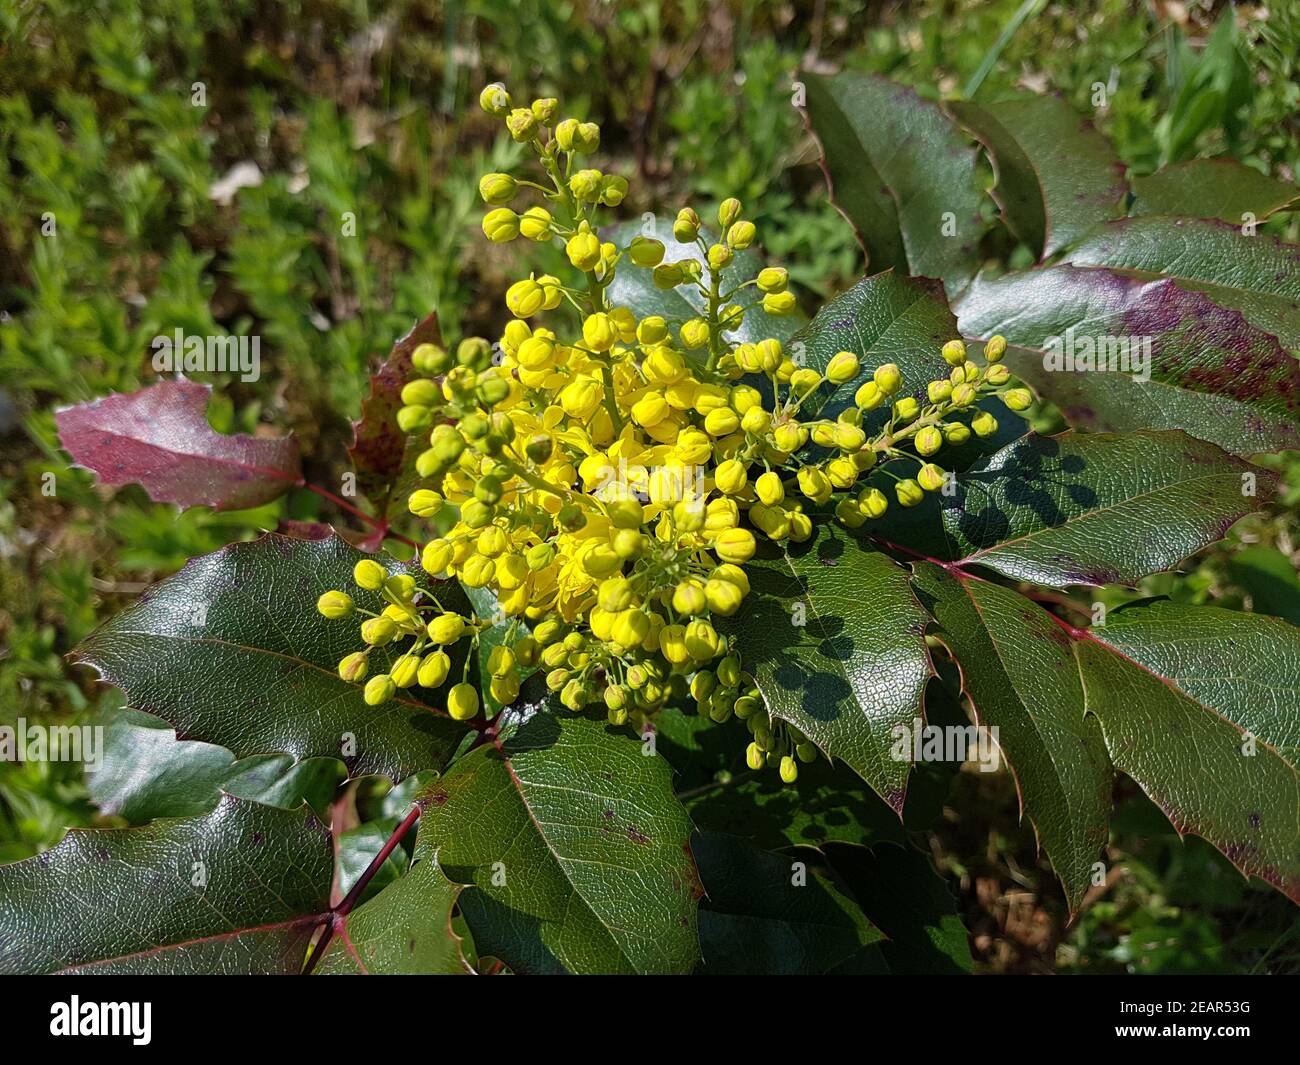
[{"xmin": 315, "ymin": 84, "xmax": 1026, "ymax": 784}]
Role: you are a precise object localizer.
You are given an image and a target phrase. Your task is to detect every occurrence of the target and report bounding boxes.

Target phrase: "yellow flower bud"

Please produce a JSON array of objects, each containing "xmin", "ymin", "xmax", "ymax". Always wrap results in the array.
[
  {"xmin": 951, "ymin": 383, "xmax": 977, "ymax": 407},
  {"xmin": 478, "ymin": 172, "xmax": 516, "ymax": 205},
  {"xmin": 685, "ymin": 618, "xmax": 721, "ymax": 660},
  {"xmin": 985, "ymin": 334, "xmax": 1007, "ymax": 363},
  {"xmin": 364, "ymin": 674, "xmax": 396, "ymax": 706},
  {"xmin": 762, "ymin": 291, "xmax": 797, "ymax": 315},
  {"xmin": 1003, "ymin": 387, "xmax": 1034, "ymax": 411},
  {"xmin": 705, "ymin": 578, "xmax": 744, "ymax": 616},
  {"xmin": 894, "ymin": 396, "xmax": 920, "ymax": 421},
  {"xmin": 918, "ymin": 463, "xmax": 947, "ymax": 492},
  {"xmin": 714, "ymin": 457, "xmax": 748, "ymax": 495},
  {"xmin": 718, "ymin": 198, "xmax": 742, "ymax": 228},
  {"xmin": 680, "ymin": 318, "xmax": 710, "ymax": 349},
  {"xmin": 566, "ymin": 230, "xmax": 602, "ymax": 271},
  {"xmin": 353, "ymin": 559, "xmax": 386, "ymax": 590},
  {"xmin": 531, "ymin": 97, "xmax": 558, "ymax": 123},
  {"xmin": 971, "ymin": 410, "xmax": 999, "ymax": 437},
  {"xmin": 422, "ymin": 539, "xmax": 454, "ymax": 575},
  {"xmin": 796, "ymin": 466, "xmax": 833, "ymax": 504},
  {"xmin": 756, "ymin": 267, "xmax": 788, "ymax": 293},
  {"xmin": 707, "ymin": 243, "xmax": 733, "ymax": 271},
  {"xmin": 554, "ymin": 117, "xmax": 580, "ymax": 150},
  {"xmin": 582, "ymin": 312, "xmax": 617, "ymax": 352},
  {"xmin": 858, "ymin": 486, "xmax": 889, "ymax": 519},
  {"xmin": 628, "ymin": 236, "xmax": 665, "ymax": 267},
  {"xmin": 612, "ymin": 608, "xmax": 651, "ymax": 648},
  {"xmin": 673, "ymin": 207, "xmax": 700, "ymax": 243},
  {"xmin": 945, "ymin": 421, "xmax": 973, "ymax": 445},
  {"xmin": 317, "ymin": 590, "xmax": 354, "ymax": 619},
  {"xmin": 915, "ymin": 426, "xmax": 943, "ymax": 456},
  {"xmin": 726, "ymin": 220, "xmax": 756, "ymax": 249},
  {"xmin": 714, "ymin": 527, "xmax": 756, "ymax": 564},
  {"xmin": 447, "ymin": 682, "xmax": 480, "ymax": 720},
  {"xmin": 704, "ymin": 407, "xmax": 741, "ymax": 437},
  {"xmin": 928, "ymin": 379, "xmax": 953, "ymax": 404},
  {"xmin": 780, "ymin": 755, "xmax": 798, "ymax": 784},
  {"xmin": 391, "ymin": 653, "xmax": 420, "ymax": 689},
  {"xmin": 605, "ymin": 496, "xmax": 644, "ymax": 529},
  {"xmin": 638, "ymin": 316, "xmax": 670, "ymax": 346},
  {"xmin": 408, "ymin": 489, "xmax": 443, "ymax": 519},
  {"xmin": 479, "ymin": 83, "xmax": 511, "ymax": 116},
  {"xmin": 873, "ymin": 363, "xmax": 902, "ymax": 394},
  {"xmin": 506, "ymin": 107, "xmax": 538, "ymax": 142},
  {"xmin": 505, "ymin": 278, "xmax": 545, "ymax": 317},
  {"xmin": 518, "ymin": 205, "xmax": 553, "ymax": 241},
  {"xmin": 826, "ymin": 350, "xmax": 860, "ymax": 385},
  {"xmin": 338, "ymin": 651, "xmax": 368, "ymax": 682},
  {"xmin": 896, "ymin": 478, "xmax": 925, "ymax": 507},
  {"xmin": 427, "ymin": 612, "xmax": 466, "ymax": 644},
  {"xmin": 482, "ymin": 207, "xmax": 519, "ymax": 242},
  {"xmin": 855, "ymin": 380, "xmax": 885, "ymax": 410},
  {"xmin": 941, "ymin": 339, "xmax": 967, "ymax": 366}
]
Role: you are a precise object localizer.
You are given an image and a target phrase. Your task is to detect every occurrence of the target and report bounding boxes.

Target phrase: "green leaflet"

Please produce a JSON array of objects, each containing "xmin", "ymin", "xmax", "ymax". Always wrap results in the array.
[
  {"xmin": 1130, "ymin": 157, "xmax": 1300, "ymax": 223},
  {"xmin": 1079, "ymin": 601, "xmax": 1300, "ymax": 903},
  {"xmin": 728, "ymin": 522, "xmax": 933, "ymax": 810},
  {"xmin": 949, "ymin": 95, "xmax": 1126, "ymax": 258},
  {"xmin": 693, "ymin": 831, "xmax": 884, "ymax": 975},
  {"xmin": 1067, "ymin": 217, "xmax": 1300, "ymax": 350},
  {"xmin": 911, "ymin": 564, "xmax": 1112, "ymax": 911},
  {"xmin": 934, "ymin": 430, "xmax": 1272, "ymax": 587},
  {"xmin": 0, "ymin": 796, "xmax": 332, "ymax": 975},
  {"xmin": 71, "ymin": 533, "xmax": 472, "ymax": 781},
  {"xmin": 803, "ymin": 71, "xmax": 984, "ymax": 291},
  {"xmin": 418, "ymin": 701, "xmax": 701, "ymax": 974},
  {"xmin": 955, "ymin": 267, "xmax": 1300, "ymax": 454}
]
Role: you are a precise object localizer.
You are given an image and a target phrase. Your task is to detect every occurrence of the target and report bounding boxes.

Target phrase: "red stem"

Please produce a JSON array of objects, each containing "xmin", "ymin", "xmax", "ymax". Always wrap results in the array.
[
  {"xmin": 302, "ymin": 803, "xmax": 423, "ymax": 975},
  {"xmin": 301, "ymin": 480, "xmax": 418, "ymax": 549}
]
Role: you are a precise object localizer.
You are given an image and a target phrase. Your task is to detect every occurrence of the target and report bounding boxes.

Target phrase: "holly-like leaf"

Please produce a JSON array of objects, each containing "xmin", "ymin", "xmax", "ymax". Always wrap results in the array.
[
  {"xmin": 419, "ymin": 698, "xmax": 701, "ymax": 975},
  {"xmin": 693, "ymin": 831, "xmax": 884, "ymax": 975},
  {"xmin": 0, "ymin": 796, "xmax": 331, "ymax": 974},
  {"xmin": 920, "ymin": 430, "xmax": 1273, "ymax": 587},
  {"xmin": 71, "ymin": 533, "xmax": 471, "ymax": 782},
  {"xmin": 89, "ymin": 706, "xmax": 342, "ymax": 823},
  {"xmin": 803, "ymin": 71, "xmax": 984, "ymax": 291},
  {"xmin": 911, "ymin": 565, "xmax": 1112, "ymax": 911},
  {"xmin": 315, "ymin": 824, "xmax": 472, "ymax": 975},
  {"xmin": 728, "ymin": 522, "xmax": 933, "ymax": 810},
  {"xmin": 949, "ymin": 95, "xmax": 1126, "ymax": 259},
  {"xmin": 821, "ymin": 842, "xmax": 974, "ymax": 973},
  {"xmin": 55, "ymin": 380, "xmax": 301, "ymax": 510},
  {"xmin": 954, "ymin": 265, "xmax": 1300, "ymax": 453},
  {"xmin": 604, "ymin": 219, "xmax": 803, "ymax": 346},
  {"xmin": 788, "ymin": 269, "xmax": 958, "ymax": 424},
  {"xmin": 685, "ymin": 760, "xmax": 908, "ymax": 853},
  {"xmin": 1077, "ymin": 601, "xmax": 1300, "ymax": 902},
  {"xmin": 1130, "ymin": 158, "xmax": 1300, "ymax": 223},
  {"xmin": 349, "ymin": 313, "xmax": 442, "ymax": 510},
  {"xmin": 1066, "ymin": 217, "xmax": 1300, "ymax": 350}
]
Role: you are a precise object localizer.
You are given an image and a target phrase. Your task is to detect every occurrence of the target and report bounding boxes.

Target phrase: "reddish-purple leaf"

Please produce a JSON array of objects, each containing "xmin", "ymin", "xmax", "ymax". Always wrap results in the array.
[
  {"xmin": 349, "ymin": 313, "xmax": 442, "ymax": 506},
  {"xmin": 56, "ymin": 380, "xmax": 301, "ymax": 510}
]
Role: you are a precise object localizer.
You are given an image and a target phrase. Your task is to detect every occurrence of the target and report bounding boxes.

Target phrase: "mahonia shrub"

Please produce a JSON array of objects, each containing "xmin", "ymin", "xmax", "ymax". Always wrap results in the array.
[
  {"xmin": 5, "ymin": 75, "xmax": 1299, "ymax": 976},
  {"xmin": 317, "ymin": 81, "xmax": 1030, "ymax": 789}
]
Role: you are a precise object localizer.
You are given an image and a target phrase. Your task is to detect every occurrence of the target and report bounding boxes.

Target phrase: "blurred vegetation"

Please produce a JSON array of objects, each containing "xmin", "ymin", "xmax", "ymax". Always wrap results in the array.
[{"xmin": 1, "ymin": 0, "xmax": 1296, "ymax": 970}]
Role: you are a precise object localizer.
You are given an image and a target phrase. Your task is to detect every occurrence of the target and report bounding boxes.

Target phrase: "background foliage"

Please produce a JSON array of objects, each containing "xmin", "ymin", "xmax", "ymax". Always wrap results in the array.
[{"xmin": 2, "ymin": 0, "xmax": 1298, "ymax": 972}]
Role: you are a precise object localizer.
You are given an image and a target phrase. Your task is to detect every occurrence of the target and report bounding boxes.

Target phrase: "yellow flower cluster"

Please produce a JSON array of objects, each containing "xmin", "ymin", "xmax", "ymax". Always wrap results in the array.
[{"xmin": 316, "ymin": 84, "xmax": 1028, "ymax": 784}]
